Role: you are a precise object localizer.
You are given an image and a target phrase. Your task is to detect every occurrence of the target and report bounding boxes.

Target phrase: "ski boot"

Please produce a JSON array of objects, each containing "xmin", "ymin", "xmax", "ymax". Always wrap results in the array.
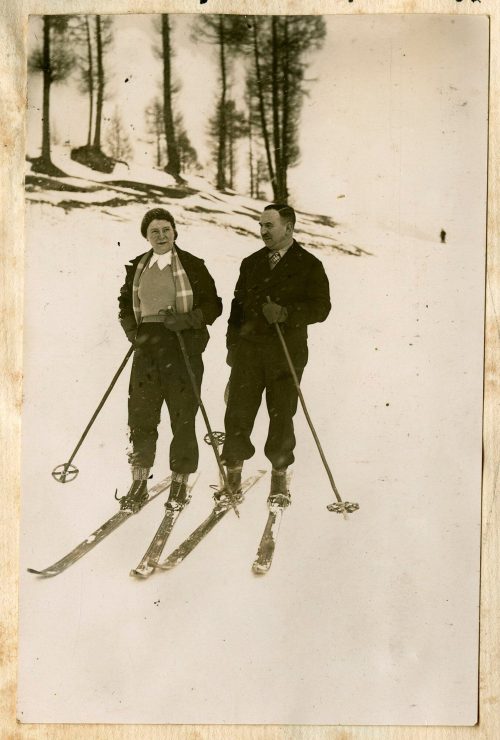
[
  {"xmin": 215, "ymin": 463, "xmax": 243, "ymax": 505},
  {"xmin": 267, "ymin": 468, "xmax": 291, "ymax": 509},
  {"xmin": 116, "ymin": 479, "xmax": 149, "ymax": 513},
  {"xmin": 165, "ymin": 473, "xmax": 192, "ymax": 511}
]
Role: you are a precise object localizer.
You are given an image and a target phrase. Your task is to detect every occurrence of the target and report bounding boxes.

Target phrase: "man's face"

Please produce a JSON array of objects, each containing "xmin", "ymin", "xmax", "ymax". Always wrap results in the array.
[
  {"xmin": 259, "ymin": 209, "xmax": 293, "ymax": 252},
  {"xmin": 146, "ymin": 219, "xmax": 175, "ymax": 254}
]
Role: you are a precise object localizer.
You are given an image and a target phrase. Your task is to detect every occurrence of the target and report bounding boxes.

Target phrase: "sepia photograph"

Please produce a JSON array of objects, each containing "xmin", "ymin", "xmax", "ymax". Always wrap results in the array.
[{"xmin": 16, "ymin": 9, "xmax": 488, "ymax": 727}]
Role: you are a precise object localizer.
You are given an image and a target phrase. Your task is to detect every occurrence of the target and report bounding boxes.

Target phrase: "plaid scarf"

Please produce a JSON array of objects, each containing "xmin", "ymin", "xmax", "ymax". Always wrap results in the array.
[{"xmin": 132, "ymin": 246, "xmax": 194, "ymax": 324}]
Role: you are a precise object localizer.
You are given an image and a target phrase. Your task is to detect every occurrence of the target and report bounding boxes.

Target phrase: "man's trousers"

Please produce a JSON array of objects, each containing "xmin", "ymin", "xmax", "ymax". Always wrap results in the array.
[{"xmin": 222, "ymin": 338, "xmax": 304, "ymax": 470}]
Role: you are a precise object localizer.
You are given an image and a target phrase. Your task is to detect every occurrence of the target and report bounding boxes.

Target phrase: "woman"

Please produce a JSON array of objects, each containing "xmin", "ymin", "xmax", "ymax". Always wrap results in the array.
[{"xmin": 117, "ymin": 208, "xmax": 222, "ymax": 512}]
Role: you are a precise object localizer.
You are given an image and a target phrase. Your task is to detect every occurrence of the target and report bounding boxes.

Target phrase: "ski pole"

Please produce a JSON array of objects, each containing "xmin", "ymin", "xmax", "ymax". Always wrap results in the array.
[
  {"xmin": 52, "ymin": 346, "xmax": 134, "ymax": 483},
  {"xmin": 266, "ymin": 296, "xmax": 358, "ymax": 516},
  {"xmin": 172, "ymin": 326, "xmax": 240, "ymax": 519},
  {"xmin": 203, "ymin": 431, "xmax": 226, "ymax": 491}
]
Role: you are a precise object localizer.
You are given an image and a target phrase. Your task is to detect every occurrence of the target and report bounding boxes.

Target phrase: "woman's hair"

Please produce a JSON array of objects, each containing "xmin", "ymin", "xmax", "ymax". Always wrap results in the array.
[{"xmin": 140, "ymin": 208, "xmax": 178, "ymax": 239}]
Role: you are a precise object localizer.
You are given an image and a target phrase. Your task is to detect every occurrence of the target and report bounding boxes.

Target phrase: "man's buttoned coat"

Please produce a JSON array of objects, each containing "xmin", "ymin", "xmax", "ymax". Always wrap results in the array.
[{"xmin": 227, "ymin": 240, "xmax": 331, "ymax": 367}]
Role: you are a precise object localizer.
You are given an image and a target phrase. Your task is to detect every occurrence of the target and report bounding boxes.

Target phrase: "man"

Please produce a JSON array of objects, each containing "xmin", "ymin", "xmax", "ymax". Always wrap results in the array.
[
  {"xmin": 222, "ymin": 203, "xmax": 331, "ymax": 506},
  {"xmin": 117, "ymin": 208, "xmax": 222, "ymax": 512}
]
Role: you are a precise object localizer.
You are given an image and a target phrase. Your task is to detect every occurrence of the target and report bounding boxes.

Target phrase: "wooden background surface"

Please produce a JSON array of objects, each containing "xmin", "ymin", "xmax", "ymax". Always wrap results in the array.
[{"xmin": 1, "ymin": 0, "xmax": 498, "ymax": 737}]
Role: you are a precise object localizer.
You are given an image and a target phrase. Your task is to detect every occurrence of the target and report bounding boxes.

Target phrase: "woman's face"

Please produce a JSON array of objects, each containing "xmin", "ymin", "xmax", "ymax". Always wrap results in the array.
[{"xmin": 146, "ymin": 219, "xmax": 175, "ymax": 254}]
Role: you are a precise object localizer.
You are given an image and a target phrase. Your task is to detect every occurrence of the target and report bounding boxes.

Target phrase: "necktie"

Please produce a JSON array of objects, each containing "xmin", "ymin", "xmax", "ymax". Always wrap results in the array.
[{"xmin": 269, "ymin": 251, "xmax": 281, "ymax": 269}]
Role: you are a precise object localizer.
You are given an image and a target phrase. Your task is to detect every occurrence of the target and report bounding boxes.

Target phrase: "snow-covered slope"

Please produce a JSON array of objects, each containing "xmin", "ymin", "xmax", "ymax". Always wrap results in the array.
[
  {"xmin": 26, "ymin": 146, "xmax": 370, "ymax": 257},
  {"xmin": 18, "ymin": 152, "xmax": 483, "ymax": 725}
]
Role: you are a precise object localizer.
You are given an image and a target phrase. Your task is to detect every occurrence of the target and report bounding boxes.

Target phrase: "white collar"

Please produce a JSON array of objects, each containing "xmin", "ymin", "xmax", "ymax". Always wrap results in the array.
[{"xmin": 149, "ymin": 251, "xmax": 172, "ymax": 270}]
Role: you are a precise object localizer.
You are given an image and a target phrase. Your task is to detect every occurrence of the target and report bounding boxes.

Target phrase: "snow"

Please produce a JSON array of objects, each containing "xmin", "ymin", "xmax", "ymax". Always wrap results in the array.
[{"xmin": 18, "ymin": 158, "xmax": 483, "ymax": 725}]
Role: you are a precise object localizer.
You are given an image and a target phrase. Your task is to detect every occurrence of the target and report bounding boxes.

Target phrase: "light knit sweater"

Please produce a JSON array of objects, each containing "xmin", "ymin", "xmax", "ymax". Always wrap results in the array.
[{"xmin": 138, "ymin": 261, "xmax": 176, "ymax": 317}]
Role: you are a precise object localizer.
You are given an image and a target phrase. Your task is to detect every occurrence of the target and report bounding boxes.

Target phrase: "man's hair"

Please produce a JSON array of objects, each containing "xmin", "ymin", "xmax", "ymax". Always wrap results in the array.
[
  {"xmin": 140, "ymin": 208, "xmax": 178, "ymax": 239},
  {"xmin": 264, "ymin": 203, "xmax": 296, "ymax": 228}
]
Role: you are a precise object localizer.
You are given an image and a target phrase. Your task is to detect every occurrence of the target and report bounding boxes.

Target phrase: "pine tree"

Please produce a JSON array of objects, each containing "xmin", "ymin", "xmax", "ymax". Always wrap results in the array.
[
  {"xmin": 193, "ymin": 15, "xmax": 248, "ymax": 191},
  {"xmin": 248, "ymin": 17, "xmax": 276, "ymax": 198},
  {"xmin": 160, "ymin": 15, "xmax": 182, "ymax": 180},
  {"xmin": 83, "ymin": 16, "xmax": 94, "ymax": 146},
  {"xmin": 28, "ymin": 15, "xmax": 76, "ymax": 176},
  {"xmin": 246, "ymin": 15, "xmax": 326, "ymax": 202},
  {"xmin": 69, "ymin": 15, "xmax": 115, "ymax": 173},
  {"xmin": 93, "ymin": 15, "xmax": 113, "ymax": 151},
  {"xmin": 65, "ymin": 15, "xmax": 95, "ymax": 146}
]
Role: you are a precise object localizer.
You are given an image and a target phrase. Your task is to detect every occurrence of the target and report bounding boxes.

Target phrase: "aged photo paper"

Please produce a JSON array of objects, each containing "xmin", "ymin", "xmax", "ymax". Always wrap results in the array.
[{"xmin": 1, "ymin": 0, "xmax": 499, "ymax": 738}]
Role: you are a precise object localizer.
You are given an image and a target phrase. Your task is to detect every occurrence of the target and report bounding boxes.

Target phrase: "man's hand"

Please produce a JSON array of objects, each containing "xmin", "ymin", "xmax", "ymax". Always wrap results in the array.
[{"xmin": 262, "ymin": 301, "xmax": 287, "ymax": 324}]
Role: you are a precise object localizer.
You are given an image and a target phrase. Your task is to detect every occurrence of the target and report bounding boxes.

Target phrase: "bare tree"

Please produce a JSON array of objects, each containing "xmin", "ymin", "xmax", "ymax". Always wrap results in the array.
[
  {"xmin": 255, "ymin": 157, "xmax": 268, "ymax": 200},
  {"xmin": 145, "ymin": 96, "xmax": 165, "ymax": 167},
  {"xmin": 105, "ymin": 107, "xmax": 133, "ymax": 162},
  {"xmin": 225, "ymin": 101, "xmax": 248, "ymax": 190},
  {"xmin": 144, "ymin": 97, "xmax": 197, "ymax": 175},
  {"xmin": 175, "ymin": 114, "xmax": 199, "ymax": 174}
]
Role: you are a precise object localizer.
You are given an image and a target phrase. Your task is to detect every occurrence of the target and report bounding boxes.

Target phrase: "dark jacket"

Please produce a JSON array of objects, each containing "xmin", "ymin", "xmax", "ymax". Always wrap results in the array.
[
  {"xmin": 118, "ymin": 246, "xmax": 222, "ymax": 355},
  {"xmin": 227, "ymin": 240, "xmax": 331, "ymax": 366}
]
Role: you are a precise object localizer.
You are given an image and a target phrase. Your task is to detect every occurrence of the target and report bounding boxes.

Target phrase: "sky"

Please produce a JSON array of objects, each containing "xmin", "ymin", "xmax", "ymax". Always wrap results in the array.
[{"xmin": 27, "ymin": 13, "xmax": 489, "ymax": 241}]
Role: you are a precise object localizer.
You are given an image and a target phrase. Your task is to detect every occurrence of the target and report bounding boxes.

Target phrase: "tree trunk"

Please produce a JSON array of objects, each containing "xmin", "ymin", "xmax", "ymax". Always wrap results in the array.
[
  {"xmin": 93, "ymin": 15, "xmax": 104, "ymax": 149},
  {"xmin": 281, "ymin": 17, "xmax": 289, "ymax": 203},
  {"xmin": 230, "ymin": 136, "xmax": 235, "ymax": 190},
  {"xmin": 271, "ymin": 16, "xmax": 284, "ymax": 202},
  {"xmin": 154, "ymin": 103, "xmax": 162, "ymax": 167},
  {"xmin": 161, "ymin": 15, "xmax": 181, "ymax": 179},
  {"xmin": 227, "ymin": 111, "xmax": 234, "ymax": 189},
  {"xmin": 216, "ymin": 17, "xmax": 227, "ymax": 191},
  {"xmin": 156, "ymin": 120, "xmax": 161, "ymax": 167},
  {"xmin": 41, "ymin": 16, "xmax": 52, "ymax": 161},
  {"xmin": 248, "ymin": 113, "xmax": 254, "ymax": 198},
  {"xmin": 85, "ymin": 16, "xmax": 94, "ymax": 147},
  {"xmin": 252, "ymin": 19, "xmax": 277, "ymax": 199}
]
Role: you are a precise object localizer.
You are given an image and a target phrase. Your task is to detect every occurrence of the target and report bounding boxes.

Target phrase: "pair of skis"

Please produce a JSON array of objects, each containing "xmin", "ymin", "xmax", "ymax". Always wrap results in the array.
[
  {"xmin": 129, "ymin": 474, "xmax": 199, "ymax": 578},
  {"xmin": 27, "ymin": 475, "xmax": 174, "ymax": 577},
  {"xmin": 132, "ymin": 470, "xmax": 266, "ymax": 577},
  {"xmin": 28, "ymin": 469, "xmax": 281, "ymax": 578}
]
